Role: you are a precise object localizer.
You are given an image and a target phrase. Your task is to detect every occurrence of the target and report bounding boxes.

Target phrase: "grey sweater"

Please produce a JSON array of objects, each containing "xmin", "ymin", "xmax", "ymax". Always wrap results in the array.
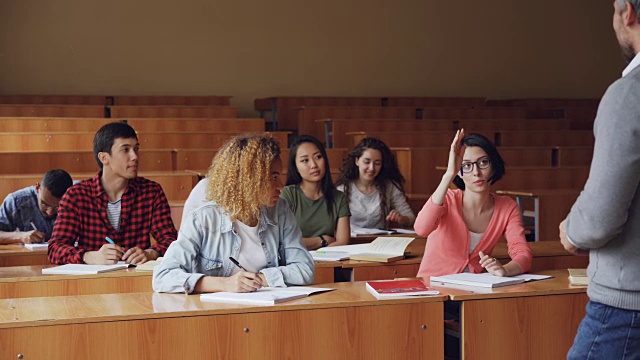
[{"xmin": 567, "ymin": 64, "xmax": 640, "ymax": 311}]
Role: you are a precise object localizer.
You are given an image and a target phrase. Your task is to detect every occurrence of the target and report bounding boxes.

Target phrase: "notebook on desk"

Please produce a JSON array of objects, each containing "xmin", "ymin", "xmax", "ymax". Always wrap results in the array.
[
  {"xmin": 430, "ymin": 273, "xmax": 552, "ymax": 289},
  {"xmin": 24, "ymin": 242, "xmax": 48, "ymax": 251},
  {"xmin": 200, "ymin": 286, "xmax": 335, "ymax": 306},
  {"xmin": 42, "ymin": 263, "xmax": 130, "ymax": 275}
]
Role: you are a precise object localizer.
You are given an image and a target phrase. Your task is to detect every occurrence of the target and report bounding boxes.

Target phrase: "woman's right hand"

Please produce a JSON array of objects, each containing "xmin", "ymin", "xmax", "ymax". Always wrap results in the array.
[
  {"xmin": 445, "ymin": 128, "xmax": 466, "ymax": 179},
  {"xmin": 223, "ymin": 271, "xmax": 263, "ymax": 292}
]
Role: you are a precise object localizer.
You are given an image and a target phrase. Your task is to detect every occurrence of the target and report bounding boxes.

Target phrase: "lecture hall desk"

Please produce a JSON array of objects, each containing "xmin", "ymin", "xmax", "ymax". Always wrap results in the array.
[
  {"xmin": 430, "ymin": 269, "xmax": 588, "ymax": 360},
  {"xmin": 0, "ymin": 245, "xmax": 48, "ymax": 267},
  {"xmin": 0, "ymin": 282, "xmax": 446, "ymax": 360}
]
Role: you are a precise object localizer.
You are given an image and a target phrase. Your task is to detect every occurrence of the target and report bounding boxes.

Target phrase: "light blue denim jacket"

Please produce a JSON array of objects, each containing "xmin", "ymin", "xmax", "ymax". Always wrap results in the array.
[{"xmin": 153, "ymin": 199, "xmax": 314, "ymax": 293}]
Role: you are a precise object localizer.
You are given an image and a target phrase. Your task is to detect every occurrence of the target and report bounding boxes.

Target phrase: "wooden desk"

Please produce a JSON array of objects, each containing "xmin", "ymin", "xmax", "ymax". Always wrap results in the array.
[
  {"xmin": 0, "ymin": 282, "xmax": 446, "ymax": 360},
  {"xmin": 0, "ymin": 262, "xmax": 339, "ymax": 299},
  {"xmin": 0, "ymin": 265, "xmax": 152, "ymax": 299},
  {"xmin": 0, "ymin": 246, "xmax": 49, "ymax": 267},
  {"xmin": 432, "ymin": 269, "xmax": 588, "ymax": 360}
]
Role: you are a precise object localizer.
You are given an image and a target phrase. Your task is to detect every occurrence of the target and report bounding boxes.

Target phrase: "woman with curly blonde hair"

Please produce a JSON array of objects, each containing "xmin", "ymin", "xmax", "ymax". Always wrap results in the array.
[{"xmin": 153, "ymin": 133, "xmax": 314, "ymax": 293}]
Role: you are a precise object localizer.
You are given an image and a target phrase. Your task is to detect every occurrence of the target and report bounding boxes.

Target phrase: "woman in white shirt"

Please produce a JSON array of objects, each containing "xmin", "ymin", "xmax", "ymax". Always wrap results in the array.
[{"xmin": 336, "ymin": 137, "xmax": 415, "ymax": 230}]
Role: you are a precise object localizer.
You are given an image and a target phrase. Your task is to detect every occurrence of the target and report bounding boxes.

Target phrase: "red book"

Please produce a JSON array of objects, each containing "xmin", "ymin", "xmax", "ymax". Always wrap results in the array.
[{"xmin": 365, "ymin": 279, "xmax": 440, "ymax": 299}]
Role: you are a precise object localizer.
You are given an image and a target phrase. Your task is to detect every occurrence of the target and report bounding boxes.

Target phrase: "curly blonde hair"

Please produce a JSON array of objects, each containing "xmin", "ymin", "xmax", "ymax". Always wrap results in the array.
[{"xmin": 206, "ymin": 133, "xmax": 281, "ymax": 222}]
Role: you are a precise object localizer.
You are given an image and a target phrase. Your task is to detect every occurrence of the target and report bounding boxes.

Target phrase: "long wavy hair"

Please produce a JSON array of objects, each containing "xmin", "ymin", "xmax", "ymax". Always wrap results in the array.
[
  {"xmin": 286, "ymin": 135, "xmax": 335, "ymax": 215},
  {"xmin": 206, "ymin": 133, "xmax": 280, "ymax": 222},
  {"xmin": 336, "ymin": 137, "xmax": 407, "ymax": 224}
]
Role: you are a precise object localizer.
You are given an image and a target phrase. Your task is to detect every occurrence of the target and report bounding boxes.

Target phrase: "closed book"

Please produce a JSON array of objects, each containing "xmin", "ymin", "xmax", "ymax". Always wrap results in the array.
[
  {"xmin": 42, "ymin": 263, "xmax": 130, "ymax": 275},
  {"xmin": 200, "ymin": 286, "xmax": 335, "ymax": 306},
  {"xmin": 366, "ymin": 279, "xmax": 440, "ymax": 299},
  {"xmin": 568, "ymin": 269, "xmax": 588, "ymax": 286},
  {"xmin": 430, "ymin": 273, "xmax": 526, "ymax": 288},
  {"xmin": 134, "ymin": 258, "xmax": 163, "ymax": 271}
]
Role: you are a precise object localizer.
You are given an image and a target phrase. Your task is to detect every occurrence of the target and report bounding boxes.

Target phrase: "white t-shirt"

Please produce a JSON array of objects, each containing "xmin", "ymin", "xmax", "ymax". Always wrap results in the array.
[
  {"xmin": 232, "ymin": 220, "xmax": 268, "ymax": 274},
  {"xmin": 463, "ymin": 231, "xmax": 484, "ymax": 273},
  {"xmin": 337, "ymin": 182, "xmax": 415, "ymax": 229}
]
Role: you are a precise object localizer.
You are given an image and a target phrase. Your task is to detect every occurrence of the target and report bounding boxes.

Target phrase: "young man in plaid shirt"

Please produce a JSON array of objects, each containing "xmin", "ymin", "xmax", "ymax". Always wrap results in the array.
[{"xmin": 48, "ymin": 122, "xmax": 177, "ymax": 265}]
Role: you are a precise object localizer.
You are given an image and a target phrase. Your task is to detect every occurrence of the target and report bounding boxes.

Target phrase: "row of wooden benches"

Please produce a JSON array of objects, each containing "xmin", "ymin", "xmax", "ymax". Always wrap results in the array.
[
  {"xmin": 0, "ymin": 105, "xmax": 238, "ymax": 118},
  {"xmin": 0, "ymin": 95, "xmax": 232, "ymax": 106},
  {"xmin": 254, "ymin": 96, "xmax": 599, "ymax": 130}
]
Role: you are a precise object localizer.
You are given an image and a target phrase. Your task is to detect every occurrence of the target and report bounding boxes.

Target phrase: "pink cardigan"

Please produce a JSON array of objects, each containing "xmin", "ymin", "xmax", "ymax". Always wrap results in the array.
[{"xmin": 416, "ymin": 189, "xmax": 532, "ymax": 279}]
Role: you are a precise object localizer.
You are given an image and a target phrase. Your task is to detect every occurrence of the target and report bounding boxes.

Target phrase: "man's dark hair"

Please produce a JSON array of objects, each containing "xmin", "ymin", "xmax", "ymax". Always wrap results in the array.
[
  {"xmin": 41, "ymin": 169, "xmax": 73, "ymax": 198},
  {"xmin": 93, "ymin": 121, "xmax": 137, "ymax": 169}
]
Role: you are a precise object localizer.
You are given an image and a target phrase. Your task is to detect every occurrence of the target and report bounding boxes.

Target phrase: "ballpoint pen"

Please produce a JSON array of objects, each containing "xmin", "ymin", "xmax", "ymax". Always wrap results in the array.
[
  {"xmin": 105, "ymin": 236, "xmax": 115, "ymax": 244},
  {"xmin": 229, "ymin": 257, "xmax": 248, "ymax": 272}
]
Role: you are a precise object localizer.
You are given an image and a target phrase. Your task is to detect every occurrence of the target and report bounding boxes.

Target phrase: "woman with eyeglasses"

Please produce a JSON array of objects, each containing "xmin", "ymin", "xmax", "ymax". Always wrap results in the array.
[{"xmin": 415, "ymin": 129, "xmax": 532, "ymax": 279}]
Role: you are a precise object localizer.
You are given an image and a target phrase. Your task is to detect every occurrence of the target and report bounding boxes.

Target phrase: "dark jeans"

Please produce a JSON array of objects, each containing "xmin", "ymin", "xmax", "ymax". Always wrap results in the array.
[{"xmin": 568, "ymin": 300, "xmax": 640, "ymax": 360}]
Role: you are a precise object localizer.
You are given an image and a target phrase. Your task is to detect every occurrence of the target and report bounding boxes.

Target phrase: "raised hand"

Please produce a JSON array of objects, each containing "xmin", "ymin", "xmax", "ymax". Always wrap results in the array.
[{"xmin": 446, "ymin": 128, "xmax": 466, "ymax": 178}]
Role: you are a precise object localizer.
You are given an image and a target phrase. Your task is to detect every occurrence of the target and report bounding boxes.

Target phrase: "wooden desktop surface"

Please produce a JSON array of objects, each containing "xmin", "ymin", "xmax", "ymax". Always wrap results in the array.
[{"xmin": 0, "ymin": 282, "xmax": 446, "ymax": 360}]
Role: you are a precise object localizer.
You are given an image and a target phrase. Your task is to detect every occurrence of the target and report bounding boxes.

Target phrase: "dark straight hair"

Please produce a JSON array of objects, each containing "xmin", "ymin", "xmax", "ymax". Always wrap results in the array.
[
  {"xmin": 452, "ymin": 133, "xmax": 506, "ymax": 190},
  {"xmin": 93, "ymin": 121, "xmax": 138, "ymax": 170},
  {"xmin": 286, "ymin": 135, "xmax": 335, "ymax": 215}
]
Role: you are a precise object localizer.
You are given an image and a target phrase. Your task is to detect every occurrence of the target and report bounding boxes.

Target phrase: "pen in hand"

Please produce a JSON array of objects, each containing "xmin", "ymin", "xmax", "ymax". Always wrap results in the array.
[
  {"xmin": 229, "ymin": 257, "xmax": 263, "ymax": 286},
  {"xmin": 30, "ymin": 222, "xmax": 38, "ymax": 232},
  {"xmin": 105, "ymin": 236, "xmax": 115, "ymax": 244}
]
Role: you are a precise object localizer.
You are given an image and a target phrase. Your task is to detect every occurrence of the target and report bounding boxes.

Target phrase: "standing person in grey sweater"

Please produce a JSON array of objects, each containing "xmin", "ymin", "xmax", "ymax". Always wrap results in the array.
[
  {"xmin": 561, "ymin": 1, "xmax": 640, "ymax": 358},
  {"xmin": 336, "ymin": 137, "xmax": 415, "ymax": 230}
]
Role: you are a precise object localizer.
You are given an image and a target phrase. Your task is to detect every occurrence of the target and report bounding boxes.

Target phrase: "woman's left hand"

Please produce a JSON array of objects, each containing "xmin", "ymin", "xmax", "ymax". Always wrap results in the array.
[
  {"xmin": 478, "ymin": 251, "xmax": 508, "ymax": 277},
  {"xmin": 386, "ymin": 210, "xmax": 407, "ymax": 224}
]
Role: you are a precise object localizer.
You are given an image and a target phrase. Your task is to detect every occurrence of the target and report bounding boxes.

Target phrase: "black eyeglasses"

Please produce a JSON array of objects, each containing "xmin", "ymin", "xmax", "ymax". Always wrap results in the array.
[{"xmin": 460, "ymin": 157, "xmax": 491, "ymax": 174}]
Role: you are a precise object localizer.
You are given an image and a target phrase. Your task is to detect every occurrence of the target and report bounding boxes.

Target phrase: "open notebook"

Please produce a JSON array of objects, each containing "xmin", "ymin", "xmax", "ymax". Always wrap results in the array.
[
  {"xmin": 316, "ymin": 237, "xmax": 416, "ymax": 263},
  {"xmin": 200, "ymin": 286, "xmax": 335, "ymax": 306},
  {"xmin": 430, "ymin": 273, "xmax": 552, "ymax": 289}
]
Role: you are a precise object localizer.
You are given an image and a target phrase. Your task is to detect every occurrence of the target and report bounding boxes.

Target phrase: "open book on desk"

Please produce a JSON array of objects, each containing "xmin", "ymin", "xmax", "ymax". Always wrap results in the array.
[
  {"xmin": 351, "ymin": 228, "xmax": 416, "ymax": 236},
  {"xmin": 318, "ymin": 237, "xmax": 416, "ymax": 263},
  {"xmin": 42, "ymin": 263, "xmax": 131, "ymax": 275},
  {"xmin": 309, "ymin": 251, "xmax": 350, "ymax": 261},
  {"xmin": 200, "ymin": 286, "xmax": 336, "ymax": 306},
  {"xmin": 430, "ymin": 273, "xmax": 552, "ymax": 289}
]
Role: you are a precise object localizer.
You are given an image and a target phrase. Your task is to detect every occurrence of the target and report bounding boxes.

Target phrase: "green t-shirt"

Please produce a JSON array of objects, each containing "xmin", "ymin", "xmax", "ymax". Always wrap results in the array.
[{"xmin": 280, "ymin": 185, "xmax": 351, "ymax": 238}]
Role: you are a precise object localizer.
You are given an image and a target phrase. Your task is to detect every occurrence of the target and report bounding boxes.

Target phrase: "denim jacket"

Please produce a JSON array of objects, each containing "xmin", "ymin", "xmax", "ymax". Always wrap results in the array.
[
  {"xmin": 0, "ymin": 186, "xmax": 55, "ymax": 240},
  {"xmin": 153, "ymin": 199, "xmax": 314, "ymax": 293}
]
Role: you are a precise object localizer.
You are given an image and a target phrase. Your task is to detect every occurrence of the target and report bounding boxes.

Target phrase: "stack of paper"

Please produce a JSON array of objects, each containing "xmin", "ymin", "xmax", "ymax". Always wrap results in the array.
[{"xmin": 200, "ymin": 286, "xmax": 335, "ymax": 306}]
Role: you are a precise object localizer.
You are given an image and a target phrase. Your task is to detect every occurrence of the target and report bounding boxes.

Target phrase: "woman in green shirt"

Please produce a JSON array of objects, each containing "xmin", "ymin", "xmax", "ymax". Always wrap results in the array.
[{"xmin": 280, "ymin": 135, "xmax": 351, "ymax": 250}]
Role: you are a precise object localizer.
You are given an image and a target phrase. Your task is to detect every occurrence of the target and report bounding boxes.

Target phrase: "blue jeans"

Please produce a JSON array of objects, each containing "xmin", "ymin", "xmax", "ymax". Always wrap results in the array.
[{"xmin": 568, "ymin": 300, "xmax": 640, "ymax": 360}]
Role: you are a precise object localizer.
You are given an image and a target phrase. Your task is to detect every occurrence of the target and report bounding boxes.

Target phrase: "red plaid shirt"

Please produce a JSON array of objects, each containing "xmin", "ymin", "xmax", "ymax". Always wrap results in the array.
[{"xmin": 48, "ymin": 173, "xmax": 178, "ymax": 264}]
